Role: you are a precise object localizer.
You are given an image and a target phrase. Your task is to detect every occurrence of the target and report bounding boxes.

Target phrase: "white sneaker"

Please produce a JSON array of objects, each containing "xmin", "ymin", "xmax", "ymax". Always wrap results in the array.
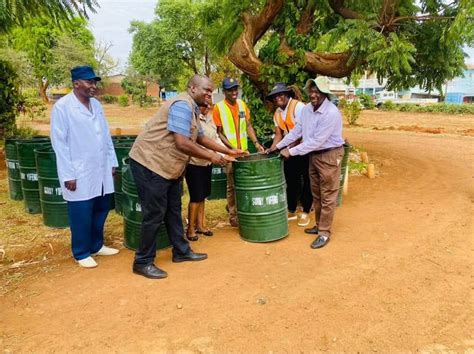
[
  {"xmin": 298, "ymin": 212, "xmax": 310, "ymax": 227},
  {"xmin": 77, "ymin": 256, "xmax": 98, "ymax": 268},
  {"xmin": 92, "ymin": 245, "xmax": 119, "ymax": 256},
  {"xmin": 288, "ymin": 211, "xmax": 298, "ymax": 221}
]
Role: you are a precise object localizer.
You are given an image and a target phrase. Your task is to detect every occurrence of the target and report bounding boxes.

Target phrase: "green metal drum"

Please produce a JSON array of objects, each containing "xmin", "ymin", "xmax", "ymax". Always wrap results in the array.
[
  {"xmin": 112, "ymin": 135, "xmax": 137, "ymax": 144},
  {"xmin": 16, "ymin": 139, "xmax": 51, "ymax": 214},
  {"xmin": 5, "ymin": 138, "xmax": 24, "ymax": 200},
  {"xmin": 208, "ymin": 164, "xmax": 227, "ymax": 200},
  {"xmin": 337, "ymin": 143, "xmax": 351, "ymax": 207},
  {"xmin": 233, "ymin": 153, "xmax": 288, "ymax": 242},
  {"xmin": 113, "ymin": 143, "xmax": 134, "ymax": 215},
  {"xmin": 35, "ymin": 147, "xmax": 69, "ymax": 228},
  {"xmin": 121, "ymin": 159, "xmax": 170, "ymax": 250}
]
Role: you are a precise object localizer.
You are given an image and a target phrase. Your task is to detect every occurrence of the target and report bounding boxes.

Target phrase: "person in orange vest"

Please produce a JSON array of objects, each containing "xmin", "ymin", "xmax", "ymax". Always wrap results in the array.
[
  {"xmin": 213, "ymin": 77, "xmax": 264, "ymax": 227},
  {"xmin": 266, "ymin": 83, "xmax": 313, "ymax": 227}
]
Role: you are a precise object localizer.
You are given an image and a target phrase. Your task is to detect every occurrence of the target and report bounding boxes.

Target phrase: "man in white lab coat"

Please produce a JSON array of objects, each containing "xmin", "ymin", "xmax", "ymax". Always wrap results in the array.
[{"xmin": 51, "ymin": 66, "xmax": 119, "ymax": 268}]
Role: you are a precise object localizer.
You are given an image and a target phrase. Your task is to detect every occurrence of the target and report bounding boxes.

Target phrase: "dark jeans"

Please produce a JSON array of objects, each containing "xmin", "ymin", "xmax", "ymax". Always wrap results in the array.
[
  {"xmin": 67, "ymin": 193, "xmax": 111, "ymax": 260},
  {"xmin": 130, "ymin": 159, "xmax": 190, "ymax": 265},
  {"xmin": 284, "ymin": 154, "xmax": 313, "ymax": 213}
]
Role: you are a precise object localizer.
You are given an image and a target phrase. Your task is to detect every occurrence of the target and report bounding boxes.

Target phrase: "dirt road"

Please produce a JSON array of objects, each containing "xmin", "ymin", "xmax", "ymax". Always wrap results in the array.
[{"xmin": 1, "ymin": 129, "xmax": 473, "ymax": 352}]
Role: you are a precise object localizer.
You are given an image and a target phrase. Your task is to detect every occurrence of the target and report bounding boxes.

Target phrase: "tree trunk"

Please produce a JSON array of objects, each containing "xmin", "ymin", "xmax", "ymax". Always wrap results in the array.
[{"xmin": 39, "ymin": 79, "xmax": 49, "ymax": 104}]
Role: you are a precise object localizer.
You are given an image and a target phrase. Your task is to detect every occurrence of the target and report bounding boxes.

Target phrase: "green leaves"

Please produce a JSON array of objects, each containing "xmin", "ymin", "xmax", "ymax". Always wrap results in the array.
[
  {"xmin": 0, "ymin": 59, "xmax": 20, "ymax": 138},
  {"xmin": 6, "ymin": 16, "xmax": 96, "ymax": 96},
  {"xmin": 129, "ymin": 0, "xmax": 224, "ymax": 89},
  {"xmin": 0, "ymin": 0, "xmax": 99, "ymax": 34}
]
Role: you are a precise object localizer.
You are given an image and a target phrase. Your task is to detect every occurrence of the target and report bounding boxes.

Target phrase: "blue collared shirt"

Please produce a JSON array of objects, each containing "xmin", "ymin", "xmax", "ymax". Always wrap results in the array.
[
  {"xmin": 276, "ymin": 98, "xmax": 344, "ymax": 156},
  {"xmin": 167, "ymin": 101, "xmax": 204, "ymax": 137}
]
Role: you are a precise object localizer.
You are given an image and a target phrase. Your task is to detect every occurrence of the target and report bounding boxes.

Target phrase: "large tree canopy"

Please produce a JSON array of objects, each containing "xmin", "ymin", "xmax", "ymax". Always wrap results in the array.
[
  {"xmin": 213, "ymin": 0, "xmax": 473, "ymax": 94},
  {"xmin": 205, "ymin": 0, "xmax": 473, "ymax": 136}
]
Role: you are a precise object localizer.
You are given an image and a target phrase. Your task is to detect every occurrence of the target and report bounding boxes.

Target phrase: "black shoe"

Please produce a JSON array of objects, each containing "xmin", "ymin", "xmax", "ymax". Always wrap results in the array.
[
  {"xmin": 172, "ymin": 250, "xmax": 208, "ymax": 263},
  {"xmin": 133, "ymin": 264, "xmax": 168, "ymax": 279},
  {"xmin": 311, "ymin": 235, "xmax": 330, "ymax": 249},
  {"xmin": 304, "ymin": 226, "xmax": 319, "ymax": 235}
]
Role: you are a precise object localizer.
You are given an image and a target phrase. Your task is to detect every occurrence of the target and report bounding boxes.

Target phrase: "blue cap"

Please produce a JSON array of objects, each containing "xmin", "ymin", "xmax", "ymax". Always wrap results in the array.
[
  {"xmin": 71, "ymin": 66, "xmax": 101, "ymax": 82},
  {"xmin": 222, "ymin": 77, "xmax": 239, "ymax": 90}
]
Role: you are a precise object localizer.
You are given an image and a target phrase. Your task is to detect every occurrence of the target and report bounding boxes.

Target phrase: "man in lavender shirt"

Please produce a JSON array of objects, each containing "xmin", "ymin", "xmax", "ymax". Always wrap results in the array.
[{"xmin": 267, "ymin": 76, "xmax": 345, "ymax": 249}]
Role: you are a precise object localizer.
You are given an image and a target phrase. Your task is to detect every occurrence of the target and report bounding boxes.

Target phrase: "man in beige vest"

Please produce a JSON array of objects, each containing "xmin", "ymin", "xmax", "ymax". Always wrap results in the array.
[{"xmin": 129, "ymin": 75, "xmax": 244, "ymax": 279}]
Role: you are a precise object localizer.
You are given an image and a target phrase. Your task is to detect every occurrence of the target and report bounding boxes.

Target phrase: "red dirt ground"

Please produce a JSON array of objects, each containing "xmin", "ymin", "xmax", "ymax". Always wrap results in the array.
[{"xmin": 1, "ymin": 127, "xmax": 473, "ymax": 352}]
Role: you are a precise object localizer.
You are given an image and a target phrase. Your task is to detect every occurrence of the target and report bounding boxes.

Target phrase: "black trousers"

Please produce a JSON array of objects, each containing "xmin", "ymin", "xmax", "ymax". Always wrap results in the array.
[
  {"xmin": 130, "ymin": 159, "xmax": 190, "ymax": 265},
  {"xmin": 284, "ymin": 154, "xmax": 313, "ymax": 213}
]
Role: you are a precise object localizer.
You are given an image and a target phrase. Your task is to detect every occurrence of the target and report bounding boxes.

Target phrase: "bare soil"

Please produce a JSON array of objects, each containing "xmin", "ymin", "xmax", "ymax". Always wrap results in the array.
[{"xmin": 1, "ymin": 107, "xmax": 473, "ymax": 352}]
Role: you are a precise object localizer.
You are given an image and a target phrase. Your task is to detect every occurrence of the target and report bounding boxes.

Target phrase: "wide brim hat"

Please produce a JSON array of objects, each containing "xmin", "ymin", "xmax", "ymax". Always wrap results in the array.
[
  {"xmin": 304, "ymin": 76, "xmax": 334, "ymax": 97},
  {"xmin": 266, "ymin": 82, "xmax": 294, "ymax": 100}
]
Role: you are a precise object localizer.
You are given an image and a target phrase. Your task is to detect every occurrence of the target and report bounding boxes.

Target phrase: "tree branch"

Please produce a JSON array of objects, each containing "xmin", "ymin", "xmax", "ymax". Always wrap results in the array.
[
  {"xmin": 392, "ymin": 15, "xmax": 456, "ymax": 24},
  {"xmin": 296, "ymin": 1, "xmax": 317, "ymax": 35},
  {"xmin": 327, "ymin": 0, "xmax": 361, "ymax": 20},
  {"xmin": 227, "ymin": 0, "xmax": 285, "ymax": 86}
]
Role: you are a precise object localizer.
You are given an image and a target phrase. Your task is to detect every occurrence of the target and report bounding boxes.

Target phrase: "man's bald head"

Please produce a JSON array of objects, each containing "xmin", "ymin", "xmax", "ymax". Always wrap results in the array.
[
  {"xmin": 187, "ymin": 74, "xmax": 214, "ymax": 107},
  {"xmin": 187, "ymin": 74, "xmax": 211, "ymax": 89}
]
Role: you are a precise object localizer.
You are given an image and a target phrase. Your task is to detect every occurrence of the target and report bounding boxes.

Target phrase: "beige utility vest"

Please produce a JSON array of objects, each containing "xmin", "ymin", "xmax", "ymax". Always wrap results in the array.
[{"xmin": 129, "ymin": 92, "xmax": 200, "ymax": 180}]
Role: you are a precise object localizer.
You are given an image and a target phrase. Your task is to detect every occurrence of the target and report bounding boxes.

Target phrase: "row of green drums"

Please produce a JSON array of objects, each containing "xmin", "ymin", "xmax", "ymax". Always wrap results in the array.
[
  {"xmin": 5, "ymin": 137, "xmax": 69, "ymax": 228},
  {"xmin": 5, "ymin": 135, "xmax": 349, "ymax": 244}
]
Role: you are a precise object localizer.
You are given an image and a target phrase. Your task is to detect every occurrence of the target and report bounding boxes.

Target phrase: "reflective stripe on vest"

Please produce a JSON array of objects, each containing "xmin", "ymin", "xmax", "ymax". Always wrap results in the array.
[
  {"xmin": 216, "ymin": 99, "xmax": 248, "ymax": 150},
  {"xmin": 274, "ymin": 99, "xmax": 299, "ymax": 134}
]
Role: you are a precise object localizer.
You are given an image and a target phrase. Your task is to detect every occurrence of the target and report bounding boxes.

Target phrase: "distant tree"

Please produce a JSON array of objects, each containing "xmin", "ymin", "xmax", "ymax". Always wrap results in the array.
[
  {"xmin": 95, "ymin": 40, "xmax": 119, "ymax": 78},
  {"xmin": 6, "ymin": 17, "xmax": 96, "ymax": 102},
  {"xmin": 129, "ymin": 0, "xmax": 227, "ymax": 90}
]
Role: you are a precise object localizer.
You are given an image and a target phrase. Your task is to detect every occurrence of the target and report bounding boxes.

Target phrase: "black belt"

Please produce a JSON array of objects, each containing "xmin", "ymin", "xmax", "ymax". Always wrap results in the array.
[{"xmin": 311, "ymin": 146, "xmax": 343, "ymax": 155}]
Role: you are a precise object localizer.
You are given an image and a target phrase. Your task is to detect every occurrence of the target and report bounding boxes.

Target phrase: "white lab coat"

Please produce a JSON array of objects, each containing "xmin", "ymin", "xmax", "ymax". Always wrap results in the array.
[{"xmin": 50, "ymin": 92, "xmax": 118, "ymax": 202}]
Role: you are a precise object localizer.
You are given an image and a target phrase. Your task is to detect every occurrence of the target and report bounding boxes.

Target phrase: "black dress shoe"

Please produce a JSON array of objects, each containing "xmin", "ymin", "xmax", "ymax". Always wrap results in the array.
[
  {"xmin": 304, "ymin": 226, "xmax": 319, "ymax": 235},
  {"xmin": 311, "ymin": 235, "xmax": 330, "ymax": 249},
  {"xmin": 133, "ymin": 264, "xmax": 168, "ymax": 279},
  {"xmin": 172, "ymin": 250, "xmax": 208, "ymax": 263}
]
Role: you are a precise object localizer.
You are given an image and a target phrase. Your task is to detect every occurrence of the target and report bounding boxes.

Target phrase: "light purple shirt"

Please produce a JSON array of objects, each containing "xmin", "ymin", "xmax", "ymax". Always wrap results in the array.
[{"xmin": 276, "ymin": 98, "xmax": 344, "ymax": 156}]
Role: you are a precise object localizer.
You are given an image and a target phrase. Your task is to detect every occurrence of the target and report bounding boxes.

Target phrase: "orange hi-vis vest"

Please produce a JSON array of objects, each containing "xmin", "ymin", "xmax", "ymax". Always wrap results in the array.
[{"xmin": 274, "ymin": 99, "xmax": 300, "ymax": 134}]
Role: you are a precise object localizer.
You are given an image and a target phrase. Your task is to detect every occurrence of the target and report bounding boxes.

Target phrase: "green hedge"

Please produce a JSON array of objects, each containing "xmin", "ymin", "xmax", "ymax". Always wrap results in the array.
[
  {"xmin": 380, "ymin": 101, "xmax": 474, "ymax": 114},
  {"xmin": 101, "ymin": 94, "xmax": 118, "ymax": 104}
]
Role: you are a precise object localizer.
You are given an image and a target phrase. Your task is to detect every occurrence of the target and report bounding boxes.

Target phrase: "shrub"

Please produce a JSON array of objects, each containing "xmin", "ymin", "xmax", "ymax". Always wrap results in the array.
[
  {"xmin": 0, "ymin": 59, "xmax": 21, "ymax": 138},
  {"xmin": 134, "ymin": 94, "xmax": 154, "ymax": 107},
  {"xmin": 118, "ymin": 95, "xmax": 129, "ymax": 107},
  {"xmin": 11, "ymin": 126, "xmax": 39, "ymax": 138},
  {"xmin": 340, "ymin": 99, "xmax": 362, "ymax": 126},
  {"xmin": 381, "ymin": 100, "xmax": 396, "ymax": 111},
  {"xmin": 101, "ymin": 94, "xmax": 118, "ymax": 104},
  {"xmin": 357, "ymin": 93, "xmax": 375, "ymax": 109},
  {"xmin": 18, "ymin": 88, "xmax": 47, "ymax": 120},
  {"xmin": 378, "ymin": 101, "xmax": 474, "ymax": 114}
]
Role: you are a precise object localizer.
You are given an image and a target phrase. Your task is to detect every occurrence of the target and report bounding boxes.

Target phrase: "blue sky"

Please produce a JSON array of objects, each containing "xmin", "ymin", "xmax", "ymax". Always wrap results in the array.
[{"xmin": 88, "ymin": 0, "xmax": 474, "ymax": 74}]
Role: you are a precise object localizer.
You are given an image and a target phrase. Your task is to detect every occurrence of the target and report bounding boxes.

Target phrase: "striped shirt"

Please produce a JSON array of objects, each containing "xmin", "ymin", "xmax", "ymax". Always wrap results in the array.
[
  {"xmin": 276, "ymin": 98, "xmax": 344, "ymax": 156},
  {"xmin": 167, "ymin": 101, "xmax": 204, "ymax": 137}
]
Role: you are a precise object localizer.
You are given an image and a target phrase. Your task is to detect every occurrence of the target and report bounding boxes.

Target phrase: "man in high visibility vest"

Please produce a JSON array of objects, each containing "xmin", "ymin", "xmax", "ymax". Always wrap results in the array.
[
  {"xmin": 266, "ymin": 82, "xmax": 312, "ymax": 227},
  {"xmin": 213, "ymin": 77, "xmax": 264, "ymax": 227}
]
